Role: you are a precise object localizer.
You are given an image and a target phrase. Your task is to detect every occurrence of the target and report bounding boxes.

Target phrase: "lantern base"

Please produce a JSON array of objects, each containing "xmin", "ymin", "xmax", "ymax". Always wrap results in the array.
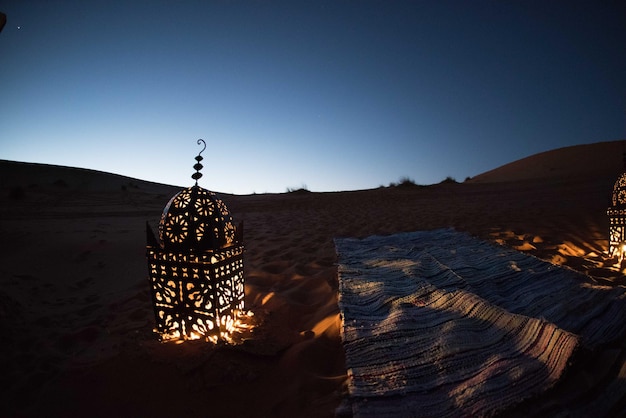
[
  {"xmin": 147, "ymin": 245, "xmax": 245, "ymax": 343},
  {"xmin": 153, "ymin": 310, "xmax": 255, "ymax": 344}
]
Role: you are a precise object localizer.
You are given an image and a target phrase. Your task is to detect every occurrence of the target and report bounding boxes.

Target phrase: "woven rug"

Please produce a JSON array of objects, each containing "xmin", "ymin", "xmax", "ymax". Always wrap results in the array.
[{"xmin": 335, "ymin": 229, "xmax": 626, "ymax": 417}]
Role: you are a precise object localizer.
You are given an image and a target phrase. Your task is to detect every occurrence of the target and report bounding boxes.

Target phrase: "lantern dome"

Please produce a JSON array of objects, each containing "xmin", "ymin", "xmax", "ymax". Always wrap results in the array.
[{"xmin": 159, "ymin": 185, "xmax": 237, "ymax": 251}]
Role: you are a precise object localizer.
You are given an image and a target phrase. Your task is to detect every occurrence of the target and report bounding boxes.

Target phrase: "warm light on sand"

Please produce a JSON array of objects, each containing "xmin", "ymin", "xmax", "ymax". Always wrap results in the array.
[
  {"xmin": 157, "ymin": 310, "xmax": 255, "ymax": 344},
  {"xmin": 311, "ymin": 314, "xmax": 340, "ymax": 338},
  {"xmin": 261, "ymin": 292, "xmax": 275, "ymax": 306}
]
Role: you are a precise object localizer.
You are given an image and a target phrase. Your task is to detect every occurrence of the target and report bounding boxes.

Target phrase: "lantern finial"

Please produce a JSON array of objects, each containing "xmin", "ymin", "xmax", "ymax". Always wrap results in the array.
[{"xmin": 192, "ymin": 139, "xmax": 206, "ymax": 185}]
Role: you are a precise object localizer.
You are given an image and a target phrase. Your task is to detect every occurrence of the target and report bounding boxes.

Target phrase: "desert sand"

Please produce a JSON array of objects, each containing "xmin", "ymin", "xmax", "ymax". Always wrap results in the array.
[{"xmin": 2, "ymin": 140, "xmax": 626, "ymax": 417}]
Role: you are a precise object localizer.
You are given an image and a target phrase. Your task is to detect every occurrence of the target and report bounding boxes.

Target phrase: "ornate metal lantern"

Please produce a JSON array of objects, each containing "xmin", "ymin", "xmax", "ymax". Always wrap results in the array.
[
  {"xmin": 608, "ymin": 171, "xmax": 626, "ymax": 262},
  {"xmin": 146, "ymin": 139, "xmax": 244, "ymax": 342}
]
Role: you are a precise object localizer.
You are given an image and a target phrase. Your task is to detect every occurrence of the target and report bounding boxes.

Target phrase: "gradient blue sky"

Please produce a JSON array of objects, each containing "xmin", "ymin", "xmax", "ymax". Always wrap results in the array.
[{"xmin": 1, "ymin": 1, "xmax": 624, "ymax": 194}]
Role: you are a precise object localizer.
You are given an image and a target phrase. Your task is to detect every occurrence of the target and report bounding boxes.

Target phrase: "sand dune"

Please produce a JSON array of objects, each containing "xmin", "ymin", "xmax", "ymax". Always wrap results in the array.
[
  {"xmin": 469, "ymin": 139, "xmax": 625, "ymax": 183},
  {"xmin": 1, "ymin": 140, "xmax": 625, "ymax": 417}
]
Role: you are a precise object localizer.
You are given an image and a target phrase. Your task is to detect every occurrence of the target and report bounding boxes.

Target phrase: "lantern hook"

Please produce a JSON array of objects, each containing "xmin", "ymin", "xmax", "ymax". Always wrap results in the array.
[
  {"xmin": 197, "ymin": 138, "xmax": 206, "ymax": 156},
  {"xmin": 192, "ymin": 139, "xmax": 207, "ymax": 185}
]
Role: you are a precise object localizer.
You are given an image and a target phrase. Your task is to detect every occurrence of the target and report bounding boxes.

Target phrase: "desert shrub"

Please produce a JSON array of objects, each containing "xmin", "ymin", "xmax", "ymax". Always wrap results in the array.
[
  {"xmin": 441, "ymin": 176, "xmax": 457, "ymax": 184},
  {"xmin": 286, "ymin": 184, "xmax": 310, "ymax": 193},
  {"xmin": 392, "ymin": 176, "xmax": 418, "ymax": 188},
  {"xmin": 398, "ymin": 176, "xmax": 416, "ymax": 186}
]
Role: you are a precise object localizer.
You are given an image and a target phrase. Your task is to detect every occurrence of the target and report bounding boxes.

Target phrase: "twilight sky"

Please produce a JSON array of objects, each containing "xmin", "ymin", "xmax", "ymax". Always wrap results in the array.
[{"xmin": 1, "ymin": 1, "xmax": 624, "ymax": 194}]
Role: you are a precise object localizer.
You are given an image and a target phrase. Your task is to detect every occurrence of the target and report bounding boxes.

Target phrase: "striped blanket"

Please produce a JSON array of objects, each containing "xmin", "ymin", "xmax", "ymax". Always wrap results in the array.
[{"xmin": 335, "ymin": 229, "xmax": 626, "ymax": 417}]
